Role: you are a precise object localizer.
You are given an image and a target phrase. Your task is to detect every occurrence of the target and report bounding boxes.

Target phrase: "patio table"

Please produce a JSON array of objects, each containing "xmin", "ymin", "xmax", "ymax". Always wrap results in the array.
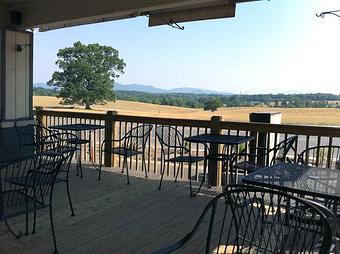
[
  {"xmin": 242, "ymin": 162, "xmax": 340, "ymax": 214},
  {"xmin": 49, "ymin": 123, "xmax": 106, "ymax": 178},
  {"xmin": 185, "ymin": 134, "xmax": 254, "ymax": 185}
]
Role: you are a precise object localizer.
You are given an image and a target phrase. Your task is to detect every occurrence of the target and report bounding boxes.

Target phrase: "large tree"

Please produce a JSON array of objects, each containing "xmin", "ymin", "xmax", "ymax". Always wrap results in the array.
[
  {"xmin": 48, "ymin": 41, "xmax": 126, "ymax": 109},
  {"xmin": 203, "ymin": 97, "xmax": 223, "ymax": 112}
]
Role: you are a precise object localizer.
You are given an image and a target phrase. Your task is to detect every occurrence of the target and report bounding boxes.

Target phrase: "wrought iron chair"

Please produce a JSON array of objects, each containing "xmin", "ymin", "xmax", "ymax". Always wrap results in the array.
[
  {"xmin": 298, "ymin": 145, "xmax": 340, "ymax": 215},
  {"xmin": 16, "ymin": 124, "xmax": 78, "ymax": 216},
  {"xmin": 17, "ymin": 124, "xmax": 78, "ymax": 216},
  {"xmin": 99, "ymin": 124, "xmax": 153, "ymax": 183},
  {"xmin": 16, "ymin": 123, "xmax": 59, "ymax": 153},
  {"xmin": 151, "ymin": 185, "xmax": 335, "ymax": 254},
  {"xmin": 0, "ymin": 152, "xmax": 65, "ymax": 254},
  {"xmin": 155, "ymin": 126, "xmax": 206, "ymax": 197},
  {"xmin": 53, "ymin": 132, "xmax": 78, "ymax": 216},
  {"xmin": 298, "ymin": 145, "xmax": 340, "ymax": 169},
  {"xmin": 233, "ymin": 135, "xmax": 297, "ymax": 175}
]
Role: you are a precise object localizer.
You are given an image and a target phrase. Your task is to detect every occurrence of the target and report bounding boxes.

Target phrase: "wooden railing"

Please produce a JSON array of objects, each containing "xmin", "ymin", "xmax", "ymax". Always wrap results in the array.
[{"xmin": 34, "ymin": 107, "xmax": 340, "ymax": 186}]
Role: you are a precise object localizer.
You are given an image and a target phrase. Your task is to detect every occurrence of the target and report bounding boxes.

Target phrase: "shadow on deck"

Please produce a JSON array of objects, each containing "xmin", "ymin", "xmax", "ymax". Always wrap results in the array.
[{"xmin": 0, "ymin": 164, "xmax": 220, "ymax": 254}]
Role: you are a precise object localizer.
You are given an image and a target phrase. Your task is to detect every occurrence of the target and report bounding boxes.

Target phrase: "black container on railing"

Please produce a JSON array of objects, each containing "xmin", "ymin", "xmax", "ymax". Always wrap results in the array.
[{"xmin": 249, "ymin": 112, "xmax": 282, "ymax": 165}]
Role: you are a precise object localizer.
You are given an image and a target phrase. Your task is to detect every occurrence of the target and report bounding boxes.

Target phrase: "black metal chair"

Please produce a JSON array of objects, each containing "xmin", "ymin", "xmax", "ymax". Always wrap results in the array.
[
  {"xmin": 151, "ymin": 185, "xmax": 335, "ymax": 254},
  {"xmin": 53, "ymin": 132, "xmax": 78, "ymax": 216},
  {"xmin": 298, "ymin": 145, "xmax": 340, "ymax": 215},
  {"xmin": 233, "ymin": 135, "xmax": 297, "ymax": 175},
  {"xmin": 99, "ymin": 124, "xmax": 153, "ymax": 183},
  {"xmin": 16, "ymin": 124, "xmax": 78, "ymax": 216},
  {"xmin": 155, "ymin": 126, "xmax": 206, "ymax": 197},
  {"xmin": 16, "ymin": 123, "xmax": 59, "ymax": 153},
  {"xmin": 298, "ymin": 145, "xmax": 340, "ymax": 169},
  {"xmin": 62, "ymin": 130, "xmax": 90, "ymax": 179},
  {"xmin": 0, "ymin": 152, "xmax": 65, "ymax": 254}
]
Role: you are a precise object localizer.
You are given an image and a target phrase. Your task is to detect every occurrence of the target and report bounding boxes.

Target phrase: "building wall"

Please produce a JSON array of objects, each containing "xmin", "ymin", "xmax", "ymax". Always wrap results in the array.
[
  {"xmin": 3, "ymin": 30, "xmax": 33, "ymax": 121},
  {"xmin": 0, "ymin": 29, "xmax": 33, "ymax": 145}
]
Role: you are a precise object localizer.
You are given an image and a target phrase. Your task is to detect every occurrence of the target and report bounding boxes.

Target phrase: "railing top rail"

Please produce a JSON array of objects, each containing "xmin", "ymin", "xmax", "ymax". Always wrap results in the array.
[
  {"xmin": 114, "ymin": 114, "xmax": 211, "ymax": 128},
  {"xmin": 34, "ymin": 108, "xmax": 340, "ymax": 137},
  {"xmin": 34, "ymin": 109, "xmax": 107, "ymax": 120},
  {"xmin": 220, "ymin": 121, "xmax": 340, "ymax": 137},
  {"xmin": 34, "ymin": 109, "xmax": 211, "ymax": 128}
]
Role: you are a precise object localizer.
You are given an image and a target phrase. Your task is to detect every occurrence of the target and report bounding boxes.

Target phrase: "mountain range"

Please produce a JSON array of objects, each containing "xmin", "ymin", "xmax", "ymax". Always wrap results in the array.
[{"xmin": 33, "ymin": 82, "xmax": 232, "ymax": 95}]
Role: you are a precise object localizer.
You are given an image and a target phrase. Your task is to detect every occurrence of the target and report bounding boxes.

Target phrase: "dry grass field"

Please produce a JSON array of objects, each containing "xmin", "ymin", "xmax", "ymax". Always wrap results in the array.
[{"xmin": 34, "ymin": 96, "xmax": 340, "ymax": 126}]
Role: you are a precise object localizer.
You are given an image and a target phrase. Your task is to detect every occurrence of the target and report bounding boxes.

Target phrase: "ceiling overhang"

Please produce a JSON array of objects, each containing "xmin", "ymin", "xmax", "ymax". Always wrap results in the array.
[
  {"xmin": 148, "ymin": 3, "xmax": 236, "ymax": 27},
  {"xmin": 0, "ymin": 0, "xmax": 260, "ymax": 31}
]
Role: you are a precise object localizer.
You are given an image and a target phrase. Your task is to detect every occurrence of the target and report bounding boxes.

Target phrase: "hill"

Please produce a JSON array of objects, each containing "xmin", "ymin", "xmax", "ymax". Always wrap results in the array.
[
  {"xmin": 115, "ymin": 83, "xmax": 167, "ymax": 93},
  {"xmin": 35, "ymin": 82, "xmax": 232, "ymax": 95},
  {"xmin": 115, "ymin": 83, "xmax": 231, "ymax": 94}
]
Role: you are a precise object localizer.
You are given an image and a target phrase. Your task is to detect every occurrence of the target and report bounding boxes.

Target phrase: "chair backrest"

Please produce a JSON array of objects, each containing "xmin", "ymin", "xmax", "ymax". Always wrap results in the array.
[
  {"xmin": 26, "ymin": 153, "xmax": 64, "ymax": 197},
  {"xmin": 153, "ymin": 185, "xmax": 334, "ymax": 254},
  {"xmin": 53, "ymin": 132, "xmax": 78, "ymax": 172},
  {"xmin": 270, "ymin": 135, "xmax": 297, "ymax": 165},
  {"xmin": 155, "ymin": 126, "xmax": 185, "ymax": 154},
  {"xmin": 0, "ymin": 153, "xmax": 64, "ymax": 217},
  {"xmin": 123, "ymin": 124, "xmax": 153, "ymax": 151},
  {"xmin": 0, "ymin": 154, "xmax": 37, "ymax": 213},
  {"xmin": 298, "ymin": 145, "xmax": 340, "ymax": 169},
  {"xmin": 16, "ymin": 124, "xmax": 59, "ymax": 153}
]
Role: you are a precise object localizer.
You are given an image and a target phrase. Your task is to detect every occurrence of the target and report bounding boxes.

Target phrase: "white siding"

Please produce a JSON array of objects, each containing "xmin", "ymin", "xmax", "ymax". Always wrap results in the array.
[
  {"xmin": 5, "ymin": 31, "xmax": 16, "ymax": 120},
  {"xmin": 4, "ymin": 30, "xmax": 32, "ymax": 120}
]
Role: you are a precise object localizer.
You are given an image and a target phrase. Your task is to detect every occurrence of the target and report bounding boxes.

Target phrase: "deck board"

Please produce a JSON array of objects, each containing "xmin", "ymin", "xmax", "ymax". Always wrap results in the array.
[{"xmin": 0, "ymin": 164, "xmax": 219, "ymax": 254}]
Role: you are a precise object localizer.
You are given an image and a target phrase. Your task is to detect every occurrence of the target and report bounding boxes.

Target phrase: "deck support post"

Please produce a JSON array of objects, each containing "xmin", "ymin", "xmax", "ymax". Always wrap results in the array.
[
  {"xmin": 208, "ymin": 116, "xmax": 222, "ymax": 187},
  {"xmin": 35, "ymin": 106, "xmax": 46, "ymax": 126},
  {"xmin": 104, "ymin": 111, "xmax": 116, "ymax": 167}
]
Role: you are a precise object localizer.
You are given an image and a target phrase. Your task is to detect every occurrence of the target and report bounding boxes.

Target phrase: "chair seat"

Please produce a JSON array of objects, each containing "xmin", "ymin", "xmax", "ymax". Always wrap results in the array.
[
  {"xmin": 5, "ymin": 174, "xmax": 56, "ymax": 188},
  {"xmin": 207, "ymin": 153, "xmax": 235, "ymax": 161},
  {"xmin": 103, "ymin": 147, "xmax": 142, "ymax": 157},
  {"xmin": 1, "ymin": 190, "xmax": 47, "ymax": 220},
  {"xmin": 46, "ymin": 146, "xmax": 77, "ymax": 154},
  {"xmin": 57, "ymin": 146, "xmax": 77, "ymax": 153},
  {"xmin": 233, "ymin": 161, "xmax": 265, "ymax": 173},
  {"xmin": 68, "ymin": 138, "xmax": 89, "ymax": 145},
  {"xmin": 167, "ymin": 156, "xmax": 205, "ymax": 163}
]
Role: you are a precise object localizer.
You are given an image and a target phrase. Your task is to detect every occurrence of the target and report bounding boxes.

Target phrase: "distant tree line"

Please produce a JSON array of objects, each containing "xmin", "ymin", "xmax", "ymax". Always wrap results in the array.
[
  {"xmin": 33, "ymin": 87, "xmax": 59, "ymax": 96},
  {"xmin": 33, "ymin": 87, "xmax": 340, "ymax": 109},
  {"xmin": 115, "ymin": 91, "xmax": 340, "ymax": 109}
]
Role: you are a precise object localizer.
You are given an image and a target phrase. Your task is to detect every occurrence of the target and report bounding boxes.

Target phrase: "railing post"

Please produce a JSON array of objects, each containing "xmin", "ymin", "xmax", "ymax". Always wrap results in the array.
[
  {"xmin": 104, "ymin": 111, "xmax": 116, "ymax": 167},
  {"xmin": 35, "ymin": 106, "xmax": 47, "ymax": 126},
  {"xmin": 208, "ymin": 116, "xmax": 222, "ymax": 187}
]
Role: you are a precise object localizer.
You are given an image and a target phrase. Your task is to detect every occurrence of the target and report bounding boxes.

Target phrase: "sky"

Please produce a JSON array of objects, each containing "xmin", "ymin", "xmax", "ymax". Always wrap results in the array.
[{"xmin": 33, "ymin": 0, "xmax": 340, "ymax": 94}]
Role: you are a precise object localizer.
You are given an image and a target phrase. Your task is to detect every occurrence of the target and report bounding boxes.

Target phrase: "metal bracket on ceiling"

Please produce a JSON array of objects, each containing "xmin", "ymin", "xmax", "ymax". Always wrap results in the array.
[
  {"xmin": 143, "ymin": 12, "xmax": 184, "ymax": 30},
  {"xmin": 168, "ymin": 19, "xmax": 185, "ymax": 30},
  {"xmin": 316, "ymin": 10, "xmax": 340, "ymax": 18}
]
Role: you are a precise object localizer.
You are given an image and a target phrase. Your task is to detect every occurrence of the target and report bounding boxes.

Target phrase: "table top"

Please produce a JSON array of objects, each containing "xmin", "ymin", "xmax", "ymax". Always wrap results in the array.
[
  {"xmin": 243, "ymin": 162, "xmax": 340, "ymax": 201},
  {"xmin": 49, "ymin": 123, "xmax": 106, "ymax": 132},
  {"xmin": 185, "ymin": 134, "xmax": 254, "ymax": 145},
  {"xmin": 0, "ymin": 145, "xmax": 34, "ymax": 164}
]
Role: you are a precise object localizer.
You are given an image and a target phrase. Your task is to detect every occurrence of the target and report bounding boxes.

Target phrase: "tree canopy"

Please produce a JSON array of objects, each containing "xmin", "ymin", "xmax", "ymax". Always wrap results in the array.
[
  {"xmin": 48, "ymin": 41, "xmax": 126, "ymax": 109},
  {"xmin": 203, "ymin": 97, "xmax": 223, "ymax": 112}
]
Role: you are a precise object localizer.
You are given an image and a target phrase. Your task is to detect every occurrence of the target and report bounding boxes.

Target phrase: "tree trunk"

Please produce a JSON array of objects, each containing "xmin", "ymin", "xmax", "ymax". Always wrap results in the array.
[{"xmin": 85, "ymin": 104, "xmax": 91, "ymax": 110}]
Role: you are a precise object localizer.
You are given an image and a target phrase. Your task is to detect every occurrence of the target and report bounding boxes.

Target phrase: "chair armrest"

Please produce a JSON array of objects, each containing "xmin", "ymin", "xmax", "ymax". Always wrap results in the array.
[
  {"xmin": 101, "ymin": 138, "xmax": 125, "ymax": 144},
  {"xmin": 150, "ymin": 233, "xmax": 192, "ymax": 254},
  {"xmin": 238, "ymin": 147, "xmax": 273, "ymax": 158}
]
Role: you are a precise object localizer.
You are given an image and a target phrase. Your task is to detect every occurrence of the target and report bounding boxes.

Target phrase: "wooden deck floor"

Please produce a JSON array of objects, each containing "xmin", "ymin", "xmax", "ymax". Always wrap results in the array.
[{"xmin": 0, "ymin": 165, "xmax": 220, "ymax": 254}]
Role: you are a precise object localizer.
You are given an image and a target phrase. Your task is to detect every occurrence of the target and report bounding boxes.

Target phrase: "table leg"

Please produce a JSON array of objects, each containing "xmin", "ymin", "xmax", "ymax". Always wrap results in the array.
[
  {"xmin": 76, "ymin": 131, "xmax": 83, "ymax": 178},
  {"xmin": 204, "ymin": 146, "xmax": 210, "ymax": 188}
]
